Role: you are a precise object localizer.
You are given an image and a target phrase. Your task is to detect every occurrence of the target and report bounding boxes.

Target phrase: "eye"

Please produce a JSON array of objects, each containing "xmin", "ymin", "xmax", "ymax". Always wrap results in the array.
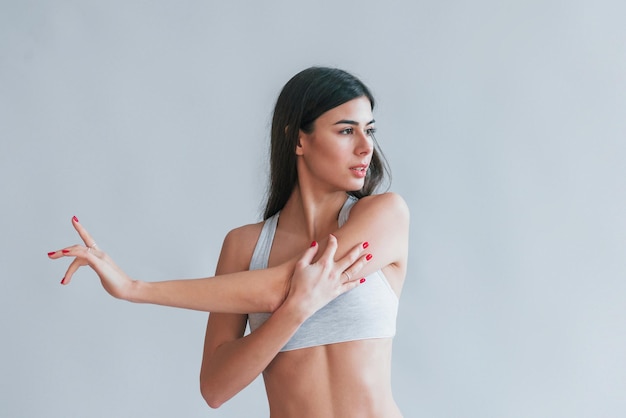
[
  {"xmin": 339, "ymin": 127, "xmax": 354, "ymax": 135},
  {"xmin": 366, "ymin": 127, "xmax": 377, "ymax": 136}
]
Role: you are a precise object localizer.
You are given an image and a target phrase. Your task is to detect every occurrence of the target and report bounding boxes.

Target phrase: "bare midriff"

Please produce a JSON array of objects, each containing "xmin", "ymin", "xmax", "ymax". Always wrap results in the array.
[{"xmin": 262, "ymin": 338, "xmax": 403, "ymax": 418}]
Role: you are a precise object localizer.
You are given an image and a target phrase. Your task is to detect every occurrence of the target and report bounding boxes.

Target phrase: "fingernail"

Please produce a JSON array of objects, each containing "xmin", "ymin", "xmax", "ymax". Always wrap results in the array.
[
  {"xmin": 62, "ymin": 249, "xmax": 70, "ymax": 254},
  {"xmin": 310, "ymin": 241, "xmax": 317, "ymax": 247},
  {"xmin": 72, "ymin": 216, "xmax": 79, "ymax": 223},
  {"xmin": 360, "ymin": 278, "xmax": 366, "ymax": 284},
  {"xmin": 60, "ymin": 277, "xmax": 66, "ymax": 285},
  {"xmin": 47, "ymin": 251, "xmax": 56, "ymax": 256},
  {"xmin": 363, "ymin": 242, "xmax": 369, "ymax": 249},
  {"xmin": 366, "ymin": 254, "xmax": 373, "ymax": 261}
]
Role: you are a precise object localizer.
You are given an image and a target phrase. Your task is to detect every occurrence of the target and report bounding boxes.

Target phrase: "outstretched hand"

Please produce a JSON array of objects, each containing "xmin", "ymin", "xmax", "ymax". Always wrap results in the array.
[
  {"xmin": 48, "ymin": 216, "xmax": 134, "ymax": 300},
  {"xmin": 285, "ymin": 234, "xmax": 372, "ymax": 320}
]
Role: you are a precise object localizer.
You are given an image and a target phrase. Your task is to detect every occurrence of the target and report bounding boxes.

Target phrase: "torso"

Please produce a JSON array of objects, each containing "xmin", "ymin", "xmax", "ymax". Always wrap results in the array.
[
  {"xmin": 263, "ymin": 339, "xmax": 402, "ymax": 418},
  {"xmin": 242, "ymin": 196, "xmax": 405, "ymax": 418}
]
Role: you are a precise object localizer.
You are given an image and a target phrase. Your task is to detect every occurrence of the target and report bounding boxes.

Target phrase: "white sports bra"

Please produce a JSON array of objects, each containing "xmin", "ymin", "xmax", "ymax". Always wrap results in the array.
[{"xmin": 247, "ymin": 195, "xmax": 398, "ymax": 351}]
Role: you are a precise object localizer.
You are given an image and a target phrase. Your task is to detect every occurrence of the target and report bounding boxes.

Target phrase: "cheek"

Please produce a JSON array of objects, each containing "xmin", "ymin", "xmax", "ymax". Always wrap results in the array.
[
  {"xmin": 302, "ymin": 137, "xmax": 351, "ymax": 171},
  {"xmin": 319, "ymin": 149, "xmax": 349, "ymax": 171},
  {"xmin": 302, "ymin": 150, "xmax": 343, "ymax": 178},
  {"xmin": 307, "ymin": 141, "xmax": 338, "ymax": 160}
]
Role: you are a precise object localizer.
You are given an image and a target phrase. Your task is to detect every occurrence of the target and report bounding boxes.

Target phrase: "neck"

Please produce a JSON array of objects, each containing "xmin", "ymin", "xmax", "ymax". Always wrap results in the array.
[{"xmin": 279, "ymin": 185, "xmax": 348, "ymax": 242}]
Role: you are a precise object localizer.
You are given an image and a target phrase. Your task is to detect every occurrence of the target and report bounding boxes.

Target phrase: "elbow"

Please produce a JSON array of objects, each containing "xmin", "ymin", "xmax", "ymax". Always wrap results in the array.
[
  {"xmin": 205, "ymin": 396, "xmax": 224, "ymax": 410},
  {"xmin": 200, "ymin": 378, "xmax": 227, "ymax": 409}
]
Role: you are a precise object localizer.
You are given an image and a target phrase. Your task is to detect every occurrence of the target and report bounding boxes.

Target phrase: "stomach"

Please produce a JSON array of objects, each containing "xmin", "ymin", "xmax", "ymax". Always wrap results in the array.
[{"xmin": 262, "ymin": 338, "xmax": 403, "ymax": 418}]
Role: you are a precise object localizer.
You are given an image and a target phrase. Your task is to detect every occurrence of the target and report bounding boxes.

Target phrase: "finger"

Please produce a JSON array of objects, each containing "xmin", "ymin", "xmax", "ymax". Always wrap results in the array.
[
  {"xmin": 47, "ymin": 249, "xmax": 66, "ymax": 259},
  {"xmin": 48, "ymin": 249, "xmax": 77, "ymax": 260},
  {"xmin": 48, "ymin": 245, "xmax": 88, "ymax": 259},
  {"xmin": 55, "ymin": 245, "xmax": 95, "ymax": 267},
  {"xmin": 340, "ymin": 253, "xmax": 372, "ymax": 284},
  {"xmin": 317, "ymin": 234, "xmax": 339, "ymax": 266},
  {"xmin": 335, "ymin": 240, "xmax": 368, "ymax": 273},
  {"xmin": 55, "ymin": 245, "xmax": 86, "ymax": 257},
  {"xmin": 71, "ymin": 216, "xmax": 98, "ymax": 249},
  {"xmin": 340, "ymin": 275, "xmax": 367, "ymax": 294},
  {"xmin": 296, "ymin": 240, "xmax": 320, "ymax": 266},
  {"xmin": 61, "ymin": 257, "xmax": 83, "ymax": 285}
]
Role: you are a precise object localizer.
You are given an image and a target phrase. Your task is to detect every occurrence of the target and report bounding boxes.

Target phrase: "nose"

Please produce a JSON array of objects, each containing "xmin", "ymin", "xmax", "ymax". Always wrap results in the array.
[{"xmin": 356, "ymin": 130, "xmax": 374, "ymax": 156}]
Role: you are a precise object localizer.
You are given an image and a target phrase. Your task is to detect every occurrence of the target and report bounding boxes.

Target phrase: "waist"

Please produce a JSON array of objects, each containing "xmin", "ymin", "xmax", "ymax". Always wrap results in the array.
[{"xmin": 263, "ymin": 339, "xmax": 402, "ymax": 418}]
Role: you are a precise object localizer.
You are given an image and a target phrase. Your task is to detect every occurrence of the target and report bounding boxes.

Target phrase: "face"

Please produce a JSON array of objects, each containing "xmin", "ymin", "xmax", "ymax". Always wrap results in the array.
[{"xmin": 296, "ymin": 96, "xmax": 375, "ymax": 192}]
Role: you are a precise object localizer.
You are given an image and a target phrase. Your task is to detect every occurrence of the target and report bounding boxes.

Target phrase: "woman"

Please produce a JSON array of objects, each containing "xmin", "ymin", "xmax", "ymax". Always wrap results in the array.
[{"xmin": 49, "ymin": 67, "xmax": 409, "ymax": 417}]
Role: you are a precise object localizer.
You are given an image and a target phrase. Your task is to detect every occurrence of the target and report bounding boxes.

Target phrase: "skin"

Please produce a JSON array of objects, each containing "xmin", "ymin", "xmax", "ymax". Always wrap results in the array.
[
  {"xmin": 49, "ymin": 96, "xmax": 409, "ymax": 417},
  {"xmin": 49, "ymin": 221, "xmax": 371, "ymax": 314},
  {"xmin": 199, "ymin": 97, "xmax": 410, "ymax": 417}
]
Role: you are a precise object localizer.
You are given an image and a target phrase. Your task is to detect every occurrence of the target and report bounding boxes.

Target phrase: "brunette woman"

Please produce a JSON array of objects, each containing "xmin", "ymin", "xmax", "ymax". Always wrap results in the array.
[{"xmin": 49, "ymin": 67, "xmax": 409, "ymax": 418}]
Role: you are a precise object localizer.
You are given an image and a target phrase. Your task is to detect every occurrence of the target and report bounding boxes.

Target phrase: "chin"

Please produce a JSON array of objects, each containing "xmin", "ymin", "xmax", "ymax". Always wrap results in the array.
[{"xmin": 346, "ymin": 181, "xmax": 366, "ymax": 192}]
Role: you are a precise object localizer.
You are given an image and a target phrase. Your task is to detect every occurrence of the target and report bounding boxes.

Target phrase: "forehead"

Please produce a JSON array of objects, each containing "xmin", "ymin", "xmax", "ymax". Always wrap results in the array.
[{"xmin": 317, "ymin": 96, "xmax": 374, "ymax": 124}]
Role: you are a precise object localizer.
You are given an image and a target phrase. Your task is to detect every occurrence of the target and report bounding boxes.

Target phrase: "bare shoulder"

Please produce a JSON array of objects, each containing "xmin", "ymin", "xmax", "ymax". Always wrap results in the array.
[
  {"xmin": 350, "ymin": 192, "xmax": 410, "ymax": 223},
  {"xmin": 217, "ymin": 221, "xmax": 264, "ymax": 274},
  {"xmin": 343, "ymin": 192, "xmax": 409, "ymax": 294},
  {"xmin": 223, "ymin": 222, "xmax": 265, "ymax": 247},
  {"xmin": 337, "ymin": 191, "xmax": 410, "ymax": 259}
]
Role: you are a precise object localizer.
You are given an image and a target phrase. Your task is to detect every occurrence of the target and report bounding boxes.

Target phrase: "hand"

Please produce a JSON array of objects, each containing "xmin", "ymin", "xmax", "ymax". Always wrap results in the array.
[
  {"xmin": 48, "ymin": 216, "xmax": 134, "ymax": 300},
  {"xmin": 285, "ymin": 234, "xmax": 372, "ymax": 320}
]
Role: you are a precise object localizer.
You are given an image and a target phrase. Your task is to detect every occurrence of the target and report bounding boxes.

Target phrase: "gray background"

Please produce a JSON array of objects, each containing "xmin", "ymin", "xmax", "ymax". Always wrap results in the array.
[{"xmin": 1, "ymin": 1, "xmax": 625, "ymax": 417}]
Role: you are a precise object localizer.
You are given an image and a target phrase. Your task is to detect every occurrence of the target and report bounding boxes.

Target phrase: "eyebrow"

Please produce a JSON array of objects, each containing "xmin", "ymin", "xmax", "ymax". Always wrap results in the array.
[{"xmin": 333, "ymin": 119, "xmax": 376, "ymax": 126}]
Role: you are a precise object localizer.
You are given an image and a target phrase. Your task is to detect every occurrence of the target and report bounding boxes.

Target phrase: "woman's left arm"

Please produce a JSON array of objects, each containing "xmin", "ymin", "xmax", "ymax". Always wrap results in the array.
[{"xmin": 326, "ymin": 192, "xmax": 410, "ymax": 293}]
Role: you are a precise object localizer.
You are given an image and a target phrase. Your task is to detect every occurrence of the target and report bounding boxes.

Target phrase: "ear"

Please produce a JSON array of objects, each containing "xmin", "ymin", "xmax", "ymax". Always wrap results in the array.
[{"xmin": 295, "ymin": 129, "xmax": 306, "ymax": 156}]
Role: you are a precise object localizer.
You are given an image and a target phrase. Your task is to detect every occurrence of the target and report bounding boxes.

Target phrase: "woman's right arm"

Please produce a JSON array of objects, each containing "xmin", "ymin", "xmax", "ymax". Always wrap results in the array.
[
  {"xmin": 49, "ymin": 217, "xmax": 291, "ymax": 313},
  {"xmin": 49, "ymin": 216, "xmax": 369, "ymax": 315}
]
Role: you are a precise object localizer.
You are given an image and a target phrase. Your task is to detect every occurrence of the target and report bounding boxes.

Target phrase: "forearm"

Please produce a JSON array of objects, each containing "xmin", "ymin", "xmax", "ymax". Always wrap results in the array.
[
  {"xmin": 127, "ymin": 263, "xmax": 292, "ymax": 314},
  {"xmin": 200, "ymin": 301, "xmax": 307, "ymax": 407}
]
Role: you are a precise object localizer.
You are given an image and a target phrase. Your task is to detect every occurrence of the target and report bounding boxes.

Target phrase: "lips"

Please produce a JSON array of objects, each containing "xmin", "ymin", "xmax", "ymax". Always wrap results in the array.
[
  {"xmin": 350, "ymin": 164, "xmax": 369, "ymax": 178},
  {"xmin": 350, "ymin": 164, "xmax": 369, "ymax": 172}
]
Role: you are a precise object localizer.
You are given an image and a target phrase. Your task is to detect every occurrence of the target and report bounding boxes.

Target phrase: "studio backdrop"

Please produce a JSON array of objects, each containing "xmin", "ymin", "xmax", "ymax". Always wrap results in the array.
[{"xmin": 1, "ymin": 1, "xmax": 625, "ymax": 417}]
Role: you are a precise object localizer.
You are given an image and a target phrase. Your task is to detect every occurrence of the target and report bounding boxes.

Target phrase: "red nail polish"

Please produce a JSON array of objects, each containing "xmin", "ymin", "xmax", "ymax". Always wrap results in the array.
[
  {"xmin": 62, "ymin": 249, "xmax": 70, "ymax": 254},
  {"xmin": 60, "ymin": 277, "xmax": 66, "ymax": 285},
  {"xmin": 366, "ymin": 254, "xmax": 373, "ymax": 261},
  {"xmin": 310, "ymin": 241, "xmax": 317, "ymax": 247},
  {"xmin": 363, "ymin": 242, "xmax": 369, "ymax": 249},
  {"xmin": 72, "ymin": 216, "xmax": 79, "ymax": 223},
  {"xmin": 360, "ymin": 278, "xmax": 366, "ymax": 283},
  {"xmin": 48, "ymin": 251, "xmax": 56, "ymax": 256}
]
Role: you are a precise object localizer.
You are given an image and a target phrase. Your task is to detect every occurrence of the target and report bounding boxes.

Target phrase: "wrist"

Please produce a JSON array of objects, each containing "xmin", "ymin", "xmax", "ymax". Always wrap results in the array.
[
  {"xmin": 276, "ymin": 297, "xmax": 310, "ymax": 326},
  {"xmin": 125, "ymin": 279, "xmax": 144, "ymax": 303}
]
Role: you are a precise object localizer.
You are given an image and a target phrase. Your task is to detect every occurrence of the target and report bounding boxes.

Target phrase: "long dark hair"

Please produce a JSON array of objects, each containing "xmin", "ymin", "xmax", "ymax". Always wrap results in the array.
[{"xmin": 263, "ymin": 67, "xmax": 390, "ymax": 220}]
